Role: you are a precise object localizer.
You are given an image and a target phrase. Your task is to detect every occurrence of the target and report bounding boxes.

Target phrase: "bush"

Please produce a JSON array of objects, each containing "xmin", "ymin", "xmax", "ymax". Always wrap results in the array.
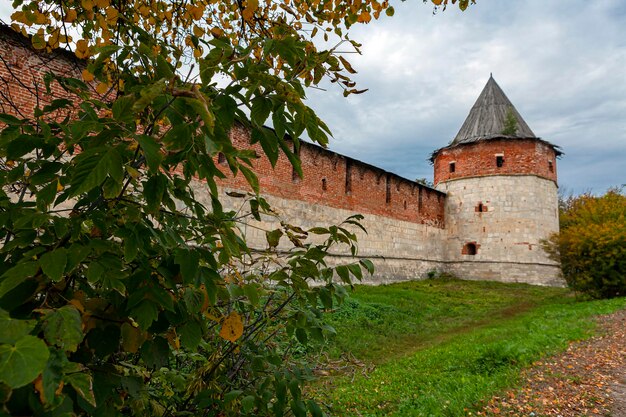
[{"xmin": 544, "ymin": 189, "xmax": 626, "ymax": 298}]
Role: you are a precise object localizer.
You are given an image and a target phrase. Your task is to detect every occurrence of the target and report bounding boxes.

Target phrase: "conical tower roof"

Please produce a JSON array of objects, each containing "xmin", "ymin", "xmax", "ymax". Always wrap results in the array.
[{"xmin": 451, "ymin": 75, "xmax": 536, "ymax": 145}]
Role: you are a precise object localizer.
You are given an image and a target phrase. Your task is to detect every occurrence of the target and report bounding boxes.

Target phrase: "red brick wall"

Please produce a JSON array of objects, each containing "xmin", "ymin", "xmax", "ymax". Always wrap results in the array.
[
  {"xmin": 219, "ymin": 126, "xmax": 445, "ymax": 226},
  {"xmin": 433, "ymin": 139, "xmax": 558, "ymax": 185},
  {"xmin": 0, "ymin": 26, "xmax": 86, "ymax": 120},
  {"xmin": 1, "ymin": 28, "xmax": 446, "ymax": 228}
]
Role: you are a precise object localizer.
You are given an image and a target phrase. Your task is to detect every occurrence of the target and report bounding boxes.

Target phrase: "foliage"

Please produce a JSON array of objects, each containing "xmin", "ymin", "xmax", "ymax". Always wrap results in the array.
[
  {"xmin": 544, "ymin": 188, "xmax": 626, "ymax": 298},
  {"xmin": 500, "ymin": 106, "xmax": 518, "ymax": 136},
  {"xmin": 309, "ymin": 279, "xmax": 626, "ymax": 416},
  {"xmin": 1, "ymin": 0, "xmax": 474, "ymax": 416},
  {"xmin": 414, "ymin": 177, "xmax": 434, "ymax": 188}
]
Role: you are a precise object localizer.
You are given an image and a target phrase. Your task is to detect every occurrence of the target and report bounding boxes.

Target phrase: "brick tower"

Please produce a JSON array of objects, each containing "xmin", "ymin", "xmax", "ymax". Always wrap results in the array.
[{"xmin": 431, "ymin": 75, "xmax": 563, "ymax": 285}]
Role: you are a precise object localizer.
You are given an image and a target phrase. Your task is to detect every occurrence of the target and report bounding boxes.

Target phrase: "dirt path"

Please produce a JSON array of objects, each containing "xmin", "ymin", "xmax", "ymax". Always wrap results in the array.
[{"xmin": 475, "ymin": 308, "xmax": 626, "ymax": 416}]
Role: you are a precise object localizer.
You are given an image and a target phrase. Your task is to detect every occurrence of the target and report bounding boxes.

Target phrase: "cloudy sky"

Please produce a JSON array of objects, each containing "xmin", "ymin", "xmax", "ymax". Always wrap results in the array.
[
  {"xmin": 1, "ymin": 1, "xmax": 624, "ymax": 194},
  {"xmin": 305, "ymin": 0, "xmax": 626, "ymax": 194}
]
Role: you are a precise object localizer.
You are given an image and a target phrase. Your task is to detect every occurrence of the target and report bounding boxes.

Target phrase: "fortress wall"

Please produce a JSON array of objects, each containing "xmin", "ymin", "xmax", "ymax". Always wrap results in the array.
[
  {"xmin": 221, "ymin": 125, "xmax": 446, "ymax": 227},
  {"xmin": 437, "ymin": 175, "xmax": 563, "ymax": 286},
  {"xmin": 434, "ymin": 139, "xmax": 558, "ymax": 185},
  {"xmin": 188, "ymin": 181, "xmax": 449, "ymax": 283}
]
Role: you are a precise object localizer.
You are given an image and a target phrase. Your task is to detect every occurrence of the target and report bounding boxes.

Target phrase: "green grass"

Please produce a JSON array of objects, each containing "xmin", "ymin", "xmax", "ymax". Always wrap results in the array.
[{"xmin": 309, "ymin": 277, "xmax": 626, "ymax": 416}]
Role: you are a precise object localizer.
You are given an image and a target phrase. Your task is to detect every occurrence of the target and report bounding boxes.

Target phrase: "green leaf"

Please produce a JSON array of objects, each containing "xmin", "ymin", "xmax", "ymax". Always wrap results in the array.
[
  {"xmin": 0, "ymin": 309, "xmax": 36, "ymax": 344},
  {"xmin": 132, "ymin": 78, "xmax": 167, "ymax": 113},
  {"xmin": 308, "ymin": 400, "xmax": 324, "ymax": 417},
  {"xmin": 143, "ymin": 174, "xmax": 167, "ymax": 213},
  {"xmin": 291, "ymin": 399, "xmax": 307, "ymax": 417},
  {"xmin": 36, "ymin": 180, "xmax": 58, "ymax": 210},
  {"xmin": 41, "ymin": 348, "xmax": 65, "ymax": 406},
  {"xmin": 295, "ymin": 328, "xmax": 307, "ymax": 345},
  {"xmin": 123, "ymin": 231, "xmax": 139, "ymax": 262},
  {"xmin": 162, "ymin": 123, "xmax": 192, "ymax": 151},
  {"xmin": 140, "ymin": 337, "xmax": 169, "ymax": 369},
  {"xmin": 42, "ymin": 306, "xmax": 84, "ymax": 352},
  {"xmin": 243, "ymin": 284, "xmax": 260, "ymax": 307},
  {"xmin": 71, "ymin": 148, "xmax": 123, "ymax": 196},
  {"xmin": 39, "ymin": 249, "xmax": 68, "ymax": 282},
  {"xmin": 112, "ymin": 95, "xmax": 135, "ymax": 123},
  {"xmin": 239, "ymin": 165, "xmax": 259, "ymax": 194},
  {"xmin": 65, "ymin": 372, "xmax": 96, "ymax": 407},
  {"xmin": 335, "ymin": 265, "xmax": 351, "ymax": 284},
  {"xmin": 0, "ymin": 335, "xmax": 49, "ymax": 388},
  {"xmin": 265, "ymin": 229, "xmax": 283, "ymax": 248},
  {"xmin": 0, "ymin": 261, "xmax": 39, "ymax": 299},
  {"xmin": 175, "ymin": 248, "xmax": 199, "ymax": 284},
  {"xmin": 359, "ymin": 259, "xmax": 375, "ymax": 275},
  {"xmin": 131, "ymin": 300, "xmax": 159, "ymax": 330},
  {"xmin": 347, "ymin": 263, "xmax": 363, "ymax": 281},
  {"xmin": 250, "ymin": 96, "xmax": 272, "ymax": 126},
  {"xmin": 178, "ymin": 321, "xmax": 202, "ymax": 350},
  {"xmin": 223, "ymin": 389, "xmax": 243, "ymax": 404},
  {"xmin": 137, "ymin": 135, "xmax": 163, "ymax": 173},
  {"xmin": 184, "ymin": 96, "xmax": 215, "ymax": 133},
  {"xmin": 242, "ymin": 395, "xmax": 256, "ymax": 413}
]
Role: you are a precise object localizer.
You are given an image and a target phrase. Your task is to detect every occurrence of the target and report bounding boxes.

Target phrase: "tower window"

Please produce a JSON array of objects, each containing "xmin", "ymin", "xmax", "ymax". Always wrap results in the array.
[
  {"xmin": 322, "ymin": 178, "xmax": 327, "ymax": 191},
  {"xmin": 449, "ymin": 162, "xmax": 456, "ymax": 173},
  {"xmin": 462, "ymin": 242, "xmax": 478, "ymax": 255},
  {"xmin": 496, "ymin": 155, "xmax": 504, "ymax": 168},
  {"xmin": 548, "ymin": 160, "xmax": 554, "ymax": 173},
  {"xmin": 217, "ymin": 152, "xmax": 227, "ymax": 166}
]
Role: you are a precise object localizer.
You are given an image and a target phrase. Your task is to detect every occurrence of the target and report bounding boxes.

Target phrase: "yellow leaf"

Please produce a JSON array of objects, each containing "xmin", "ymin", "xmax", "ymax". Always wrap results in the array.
[
  {"xmin": 34, "ymin": 376, "xmax": 45, "ymax": 403},
  {"xmin": 219, "ymin": 312, "xmax": 243, "ymax": 343},
  {"xmin": 82, "ymin": 0, "xmax": 94, "ymax": 11},
  {"xmin": 95, "ymin": 82, "xmax": 109, "ymax": 94},
  {"xmin": 95, "ymin": 0, "xmax": 110, "ymax": 7},
  {"xmin": 193, "ymin": 25, "xmax": 204, "ymax": 37},
  {"xmin": 432, "ymin": 0, "xmax": 443, "ymax": 5},
  {"xmin": 11, "ymin": 11, "xmax": 26, "ymax": 24},
  {"xmin": 64, "ymin": 9, "xmax": 77, "ymax": 23},
  {"xmin": 357, "ymin": 11, "xmax": 372, "ymax": 23},
  {"xmin": 75, "ymin": 39, "xmax": 89, "ymax": 59},
  {"xmin": 121, "ymin": 322, "xmax": 145, "ymax": 353},
  {"xmin": 166, "ymin": 329, "xmax": 181, "ymax": 350},
  {"xmin": 31, "ymin": 33, "xmax": 47, "ymax": 50},
  {"xmin": 105, "ymin": 7, "xmax": 118, "ymax": 23},
  {"xmin": 81, "ymin": 69, "xmax": 94, "ymax": 82},
  {"xmin": 210, "ymin": 27, "xmax": 224, "ymax": 37},
  {"xmin": 34, "ymin": 12, "xmax": 47, "ymax": 25},
  {"xmin": 242, "ymin": 0, "xmax": 259, "ymax": 21},
  {"xmin": 338, "ymin": 55, "xmax": 357, "ymax": 74},
  {"xmin": 68, "ymin": 299, "xmax": 85, "ymax": 313},
  {"xmin": 189, "ymin": 5, "xmax": 204, "ymax": 20}
]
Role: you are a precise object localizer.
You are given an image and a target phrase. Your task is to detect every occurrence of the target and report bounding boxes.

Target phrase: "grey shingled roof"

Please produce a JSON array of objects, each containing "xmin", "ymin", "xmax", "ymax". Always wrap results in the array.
[{"xmin": 450, "ymin": 75, "xmax": 536, "ymax": 145}]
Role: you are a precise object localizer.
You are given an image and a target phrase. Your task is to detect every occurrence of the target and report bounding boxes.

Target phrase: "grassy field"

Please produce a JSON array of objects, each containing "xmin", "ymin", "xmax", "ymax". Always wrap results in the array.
[{"xmin": 309, "ymin": 277, "xmax": 626, "ymax": 416}]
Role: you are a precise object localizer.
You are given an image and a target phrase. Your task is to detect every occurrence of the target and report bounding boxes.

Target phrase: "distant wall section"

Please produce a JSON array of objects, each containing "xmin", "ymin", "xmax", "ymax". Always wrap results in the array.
[{"xmin": 220, "ymin": 126, "xmax": 446, "ymax": 227}]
